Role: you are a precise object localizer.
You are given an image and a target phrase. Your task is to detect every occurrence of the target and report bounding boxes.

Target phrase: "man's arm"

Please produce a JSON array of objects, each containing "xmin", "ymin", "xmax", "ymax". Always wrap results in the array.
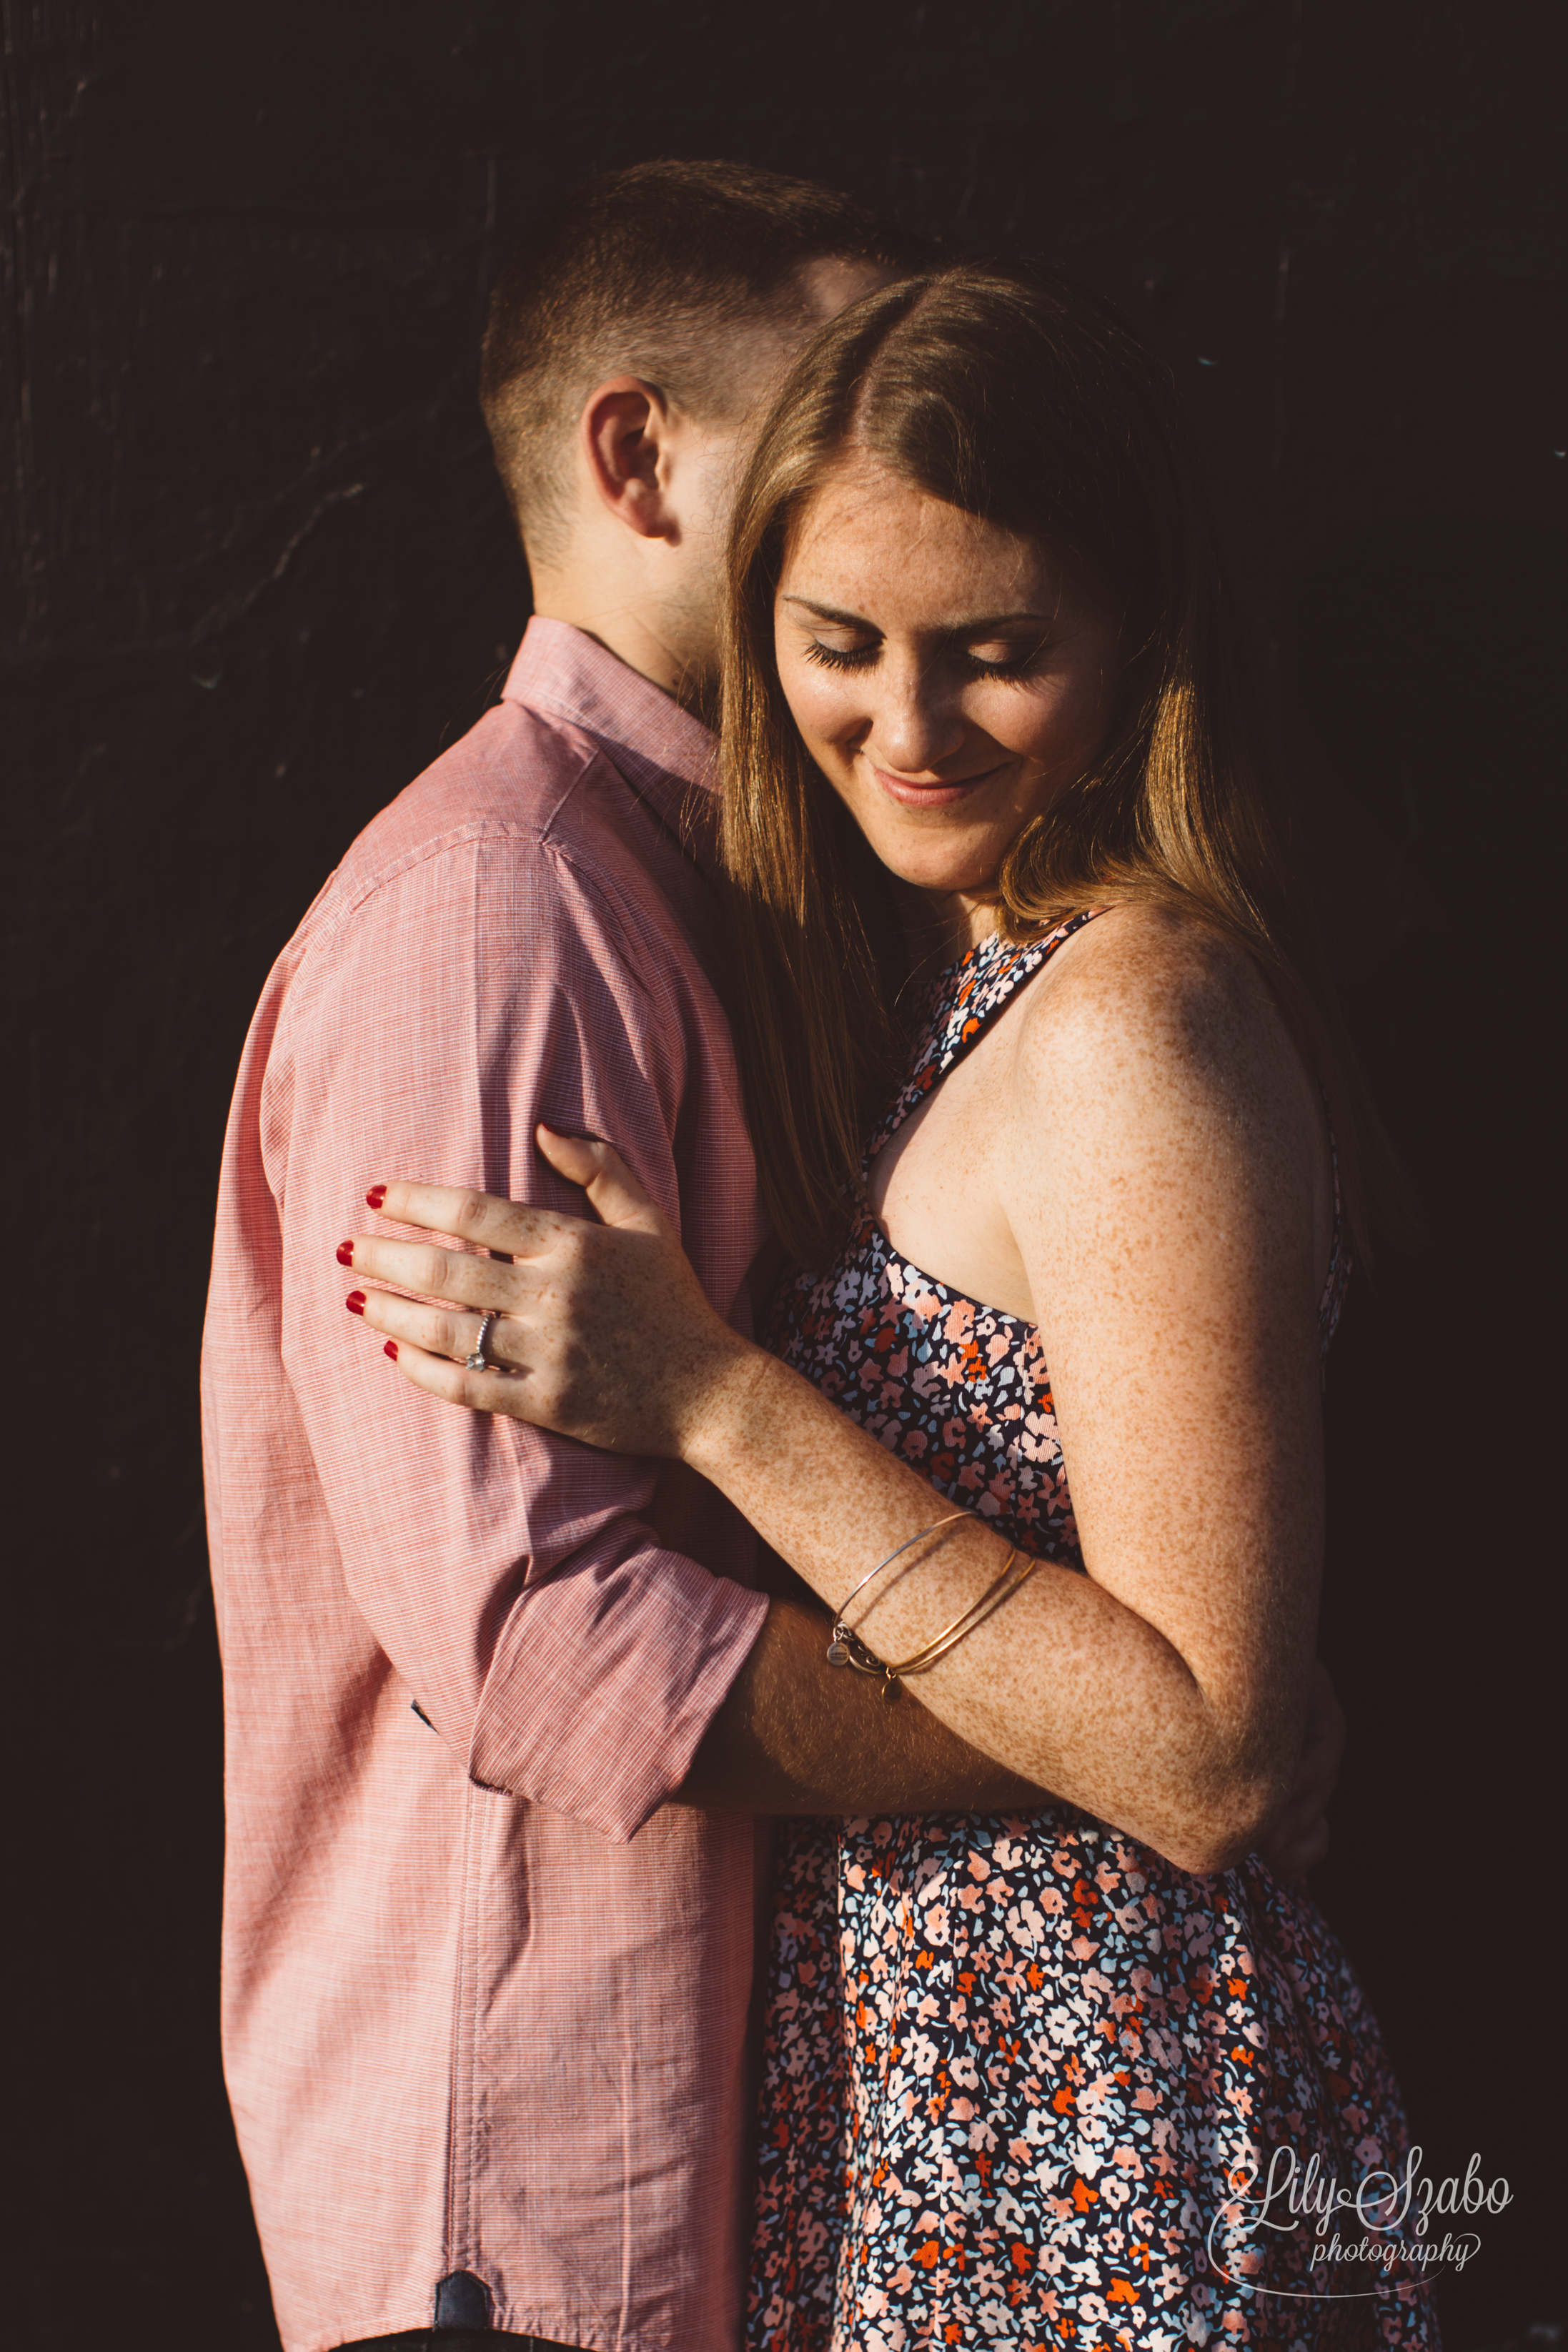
[
  {"xmin": 674, "ymin": 1594, "xmax": 1048, "ymax": 1814},
  {"xmin": 267, "ymin": 827, "xmax": 780, "ymax": 1843}
]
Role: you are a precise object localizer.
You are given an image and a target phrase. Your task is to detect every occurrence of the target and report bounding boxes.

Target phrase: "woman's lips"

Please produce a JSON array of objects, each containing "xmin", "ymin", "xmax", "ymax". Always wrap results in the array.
[{"xmin": 868, "ymin": 761, "xmax": 1005, "ymax": 808}]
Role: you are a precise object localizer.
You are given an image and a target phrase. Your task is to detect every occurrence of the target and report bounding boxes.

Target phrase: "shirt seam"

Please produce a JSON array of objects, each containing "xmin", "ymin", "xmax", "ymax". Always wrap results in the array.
[{"xmin": 280, "ymin": 788, "xmax": 678, "ymax": 1046}]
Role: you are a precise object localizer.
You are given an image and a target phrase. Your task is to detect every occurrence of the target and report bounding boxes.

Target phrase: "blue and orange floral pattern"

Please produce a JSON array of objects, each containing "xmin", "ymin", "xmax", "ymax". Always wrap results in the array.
[{"xmin": 748, "ymin": 918, "xmax": 1430, "ymax": 2351}]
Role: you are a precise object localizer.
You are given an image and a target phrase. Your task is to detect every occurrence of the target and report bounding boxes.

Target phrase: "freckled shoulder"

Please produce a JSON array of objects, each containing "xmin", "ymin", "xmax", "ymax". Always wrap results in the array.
[{"xmin": 1006, "ymin": 901, "xmax": 1305, "ymax": 1120}]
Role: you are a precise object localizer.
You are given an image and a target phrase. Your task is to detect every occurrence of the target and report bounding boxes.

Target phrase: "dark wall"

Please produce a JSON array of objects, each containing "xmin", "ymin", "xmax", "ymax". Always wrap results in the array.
[{"xmin": 6, "ymin": 4, "xmax": 1562, "ymax": 2346}]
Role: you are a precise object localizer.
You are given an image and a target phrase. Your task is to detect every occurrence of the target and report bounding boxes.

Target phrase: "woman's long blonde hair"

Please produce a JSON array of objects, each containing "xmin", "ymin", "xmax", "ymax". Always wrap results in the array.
[{"xmin": 720, "ymin": 262, "xmax": 1397, "ymax": 1269}]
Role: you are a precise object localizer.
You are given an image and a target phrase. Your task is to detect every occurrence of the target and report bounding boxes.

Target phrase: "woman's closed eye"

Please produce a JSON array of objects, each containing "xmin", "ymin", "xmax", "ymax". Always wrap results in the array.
[{"xmin": 802, "ymin": 635, "xmax": 1045, "ymax": 682}]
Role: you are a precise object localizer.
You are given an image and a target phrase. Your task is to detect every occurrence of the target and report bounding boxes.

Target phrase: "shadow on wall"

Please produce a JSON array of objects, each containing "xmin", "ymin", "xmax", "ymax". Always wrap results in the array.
[
  {"xmin": 9, "ymin": 507, "xmax": 1562, "ymax": 2351},
  {"xmin": 6, "ymin": 190, "xmax": 1558, "ymax": 2332},
  {"xmin": 1284, "ymin": 517, "xmax": 1562, "ymax": 2352},
  {"xmin": 6, "ymin": 0, "xmax": 1561, "ymax": 2338}
]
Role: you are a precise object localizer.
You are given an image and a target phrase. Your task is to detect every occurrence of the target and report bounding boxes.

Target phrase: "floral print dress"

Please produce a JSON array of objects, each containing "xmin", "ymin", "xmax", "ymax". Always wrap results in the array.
[{"xmin": 748, "ymin": 916, "xmax": 1435, "ymax": 2352}]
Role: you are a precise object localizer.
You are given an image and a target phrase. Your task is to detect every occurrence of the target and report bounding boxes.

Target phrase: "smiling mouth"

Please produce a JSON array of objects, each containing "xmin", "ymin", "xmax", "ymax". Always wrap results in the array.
[{"xmin": 868, "ymin": 761, "xmax": 1006, "ymax": 808}]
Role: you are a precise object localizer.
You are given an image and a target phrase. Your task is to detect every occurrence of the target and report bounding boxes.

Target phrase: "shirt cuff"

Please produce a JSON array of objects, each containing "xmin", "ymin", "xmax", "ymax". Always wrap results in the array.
[{"xmin": 466, "ymin": 1541, "xmax": 770, "ymax": 1841}]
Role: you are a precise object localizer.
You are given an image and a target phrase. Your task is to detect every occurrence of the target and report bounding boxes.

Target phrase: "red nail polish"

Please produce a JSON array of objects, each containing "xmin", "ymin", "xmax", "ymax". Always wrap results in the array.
[
  {"xmin": 383, "ymin": 1341, "xmax": 398, "ymax": 1361},
  {"xmin": 345, "ymin": 1291, "xmax": 367, "ymax": 1316},
  {"xmin": 336, "ymin": 1241, "xmax": 354, "ymax": 1268},
  {"xmin": 366, "ymin": 1184, "xmax": 387, "ymax": 1211}
]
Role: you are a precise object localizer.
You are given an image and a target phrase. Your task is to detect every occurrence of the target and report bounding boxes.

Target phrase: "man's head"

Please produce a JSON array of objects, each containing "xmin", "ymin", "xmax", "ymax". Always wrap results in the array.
[{"xmin": 480, "ymin": 159, "xmax": 932, "ymax": 708}]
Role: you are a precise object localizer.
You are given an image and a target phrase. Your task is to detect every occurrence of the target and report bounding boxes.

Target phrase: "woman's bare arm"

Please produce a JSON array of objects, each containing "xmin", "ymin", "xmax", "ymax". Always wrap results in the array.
[
  {"xmin": 347, "ymin": 925, "xmax": 1332, "ymax": 1872},
  {"xmin": 677, "ymin": 1590, "xmax": 1344, "ymax": 1885}
]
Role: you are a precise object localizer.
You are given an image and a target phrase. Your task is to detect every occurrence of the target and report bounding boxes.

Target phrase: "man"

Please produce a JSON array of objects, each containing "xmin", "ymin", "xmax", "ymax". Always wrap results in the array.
[{"xmin": 204, "ymin": 160, "xmax": 1341, "ymax": 2352}]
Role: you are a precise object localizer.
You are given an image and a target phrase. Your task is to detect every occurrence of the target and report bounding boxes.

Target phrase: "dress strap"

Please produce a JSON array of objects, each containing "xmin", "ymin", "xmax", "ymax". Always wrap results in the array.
[{"xmin": 867, "ymin": 908, "xmax": 1107, "ymax": 1161}]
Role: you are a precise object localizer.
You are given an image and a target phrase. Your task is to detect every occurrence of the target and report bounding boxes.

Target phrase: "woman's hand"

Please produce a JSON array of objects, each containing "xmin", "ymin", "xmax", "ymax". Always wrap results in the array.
[{"xmin": 342, "ymin": 1128, "xmax": 765, "ymax": 1457}]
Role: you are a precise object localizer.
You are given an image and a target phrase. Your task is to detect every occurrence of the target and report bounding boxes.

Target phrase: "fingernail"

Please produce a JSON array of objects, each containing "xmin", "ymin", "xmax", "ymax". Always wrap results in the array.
[
  {"xmin": 335, "ymin": 1240, "xmax": 354, "ymax": 1268},
  {"xmin": 346, "ymin": 1291, "xmax": 367, "ymax": 1316},
  {"xmin": 383, "ymin": 1340, "xmax": 398, "ymax": 1361},
  {"xmin": 366, "ymin": 1184, "xmax": 387, "ymax": 1211}
]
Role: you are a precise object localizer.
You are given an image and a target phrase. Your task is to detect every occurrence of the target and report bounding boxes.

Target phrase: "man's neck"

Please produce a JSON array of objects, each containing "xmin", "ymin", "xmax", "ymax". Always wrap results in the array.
[{"xmin": 530, "ymin": 577, "xmax": 716, "ymax": 723}]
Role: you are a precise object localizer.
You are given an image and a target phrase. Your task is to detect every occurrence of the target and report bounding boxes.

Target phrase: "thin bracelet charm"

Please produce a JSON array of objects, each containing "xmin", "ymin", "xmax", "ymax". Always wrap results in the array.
[{"xmin": 825, "ymin": 1513, "xmax": 970, "ymax": 1667}]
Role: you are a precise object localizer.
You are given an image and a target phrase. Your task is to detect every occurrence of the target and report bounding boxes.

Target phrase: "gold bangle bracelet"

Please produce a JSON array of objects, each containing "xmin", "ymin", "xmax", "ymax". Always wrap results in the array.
[
  {"xmin": 830, "ymin": 1512, "xmax": 971, "ymax": 1632},
  {"xmin": 828, "ymin": 1546, "xmax": 1040, "ymax": 1705}
]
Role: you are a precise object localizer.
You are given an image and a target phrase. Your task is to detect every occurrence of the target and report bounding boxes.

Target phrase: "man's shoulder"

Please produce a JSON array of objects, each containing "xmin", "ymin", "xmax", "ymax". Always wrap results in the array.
[
  {"xmin": 329, "ymin": 694, "xmax": 614, "ymax": 906},
  {"xmin": 267, "ymin": 683, "xmax": 718, "ymax": 1041}
]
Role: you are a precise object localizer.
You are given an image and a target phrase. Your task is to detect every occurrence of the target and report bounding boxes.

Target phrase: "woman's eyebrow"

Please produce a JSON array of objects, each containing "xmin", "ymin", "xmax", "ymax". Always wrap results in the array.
[
  {"xmin": 780, "ymin": 595, "xmax": 875, "ymax": 626},
  {"xmin": 780, "ymin": 596, "xmax": 1051, "ymax": 632}
]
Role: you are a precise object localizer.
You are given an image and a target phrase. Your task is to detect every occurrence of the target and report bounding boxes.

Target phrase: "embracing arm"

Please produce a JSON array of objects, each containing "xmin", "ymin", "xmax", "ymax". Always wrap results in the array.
[
  {"xmin": 349, "ymin": 919, "xmax": 1338, "ymax": 1870},
  {"xmin": 680, "ymin": 1581, "xmax": 1341, "ymax": 1871},
  {"xmin": 668, "ymin": 918, "xmax": 1329, "ymax": 1867}
]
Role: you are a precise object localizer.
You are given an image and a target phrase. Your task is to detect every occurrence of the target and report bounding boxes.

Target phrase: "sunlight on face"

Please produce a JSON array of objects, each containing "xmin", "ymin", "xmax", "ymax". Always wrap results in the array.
[{"xmin": 775, "ymin": 456, "xmax": 1120, "ymax": 936}]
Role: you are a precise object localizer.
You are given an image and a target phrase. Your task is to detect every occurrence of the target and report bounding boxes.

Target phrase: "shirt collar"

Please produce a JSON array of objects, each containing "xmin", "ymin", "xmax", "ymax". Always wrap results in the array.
[{"xmin": 503, "ymin": 617, "xmax": 720, "ymax": 835}]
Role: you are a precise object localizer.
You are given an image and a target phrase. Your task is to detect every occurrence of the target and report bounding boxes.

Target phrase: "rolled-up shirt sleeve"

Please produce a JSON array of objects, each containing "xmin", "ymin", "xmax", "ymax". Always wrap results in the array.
[{"xmin": 259, "ymin": 818, "xmax": 769, "ymax": 1842}]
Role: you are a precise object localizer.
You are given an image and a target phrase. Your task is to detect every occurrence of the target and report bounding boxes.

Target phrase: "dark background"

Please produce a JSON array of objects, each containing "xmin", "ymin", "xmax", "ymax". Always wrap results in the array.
[{"xmin": 6, "ymin": 2, "xmax": 1562, "ymax": 2346}]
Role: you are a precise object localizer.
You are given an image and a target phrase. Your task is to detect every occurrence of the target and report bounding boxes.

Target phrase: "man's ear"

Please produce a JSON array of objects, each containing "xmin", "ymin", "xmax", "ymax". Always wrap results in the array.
[{"xmin": 580, "ymin": 377, "xmax": 678, "ymax": 541}]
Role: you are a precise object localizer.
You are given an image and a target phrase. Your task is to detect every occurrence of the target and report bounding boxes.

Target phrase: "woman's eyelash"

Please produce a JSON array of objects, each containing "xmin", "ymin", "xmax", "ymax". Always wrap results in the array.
[
  {"xmin": 803, "ymin": 640, "xmax": 1038, "ymax": 680},
  {"xmin": 803, "ymin": 640, "xmax": 878, "ymax": 672},
  {"xmin": 959, "ymin": 650, "xmax": 1038, "ymax": 680}
]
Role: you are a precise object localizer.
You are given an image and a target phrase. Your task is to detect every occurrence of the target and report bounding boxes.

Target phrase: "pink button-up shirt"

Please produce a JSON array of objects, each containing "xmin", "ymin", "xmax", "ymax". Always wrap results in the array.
[{"xmin": 202, "ymin": 619, "xmax": 773, "ymax": 2352}]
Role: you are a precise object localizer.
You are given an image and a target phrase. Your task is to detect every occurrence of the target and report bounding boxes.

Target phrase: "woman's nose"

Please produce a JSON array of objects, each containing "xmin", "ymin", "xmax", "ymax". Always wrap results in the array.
[{"xmin": 866, "ymin": 660, "xmax": 968, "ymax": 775}]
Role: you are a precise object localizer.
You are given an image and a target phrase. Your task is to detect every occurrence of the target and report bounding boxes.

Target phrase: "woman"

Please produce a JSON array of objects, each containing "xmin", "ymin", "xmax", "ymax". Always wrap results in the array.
[{"xmin": 343, "ymin": 267, "xmax": 1434, "ymax": 2347}]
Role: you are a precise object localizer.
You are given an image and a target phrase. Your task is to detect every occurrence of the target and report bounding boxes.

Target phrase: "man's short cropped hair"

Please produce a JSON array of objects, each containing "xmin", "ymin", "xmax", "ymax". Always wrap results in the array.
[{"xmin": 480, "ymin": 158, "xmax": 933, "ymax": 563}]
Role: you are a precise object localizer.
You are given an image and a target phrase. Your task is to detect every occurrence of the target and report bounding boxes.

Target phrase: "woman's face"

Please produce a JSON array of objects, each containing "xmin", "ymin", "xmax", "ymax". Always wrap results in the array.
[{"xmin": 774, "ymin": 456, "xmax": 1120, "ymax": 932}]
